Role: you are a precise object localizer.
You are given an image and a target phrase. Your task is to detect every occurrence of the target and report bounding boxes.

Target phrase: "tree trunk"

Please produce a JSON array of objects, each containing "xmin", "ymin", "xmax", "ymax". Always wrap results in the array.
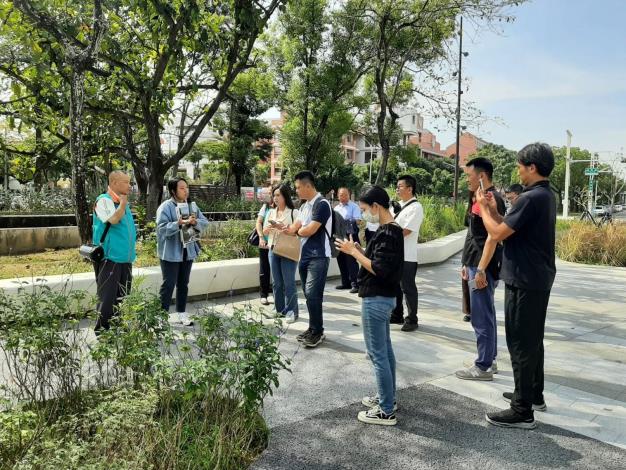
[
  {"xmin": 69, "ymin": 68, "xmax": 92, "ymax": 244},
  {"xmin": 145, "ymin": 151, "xmax": 165, "ymax": 220}
]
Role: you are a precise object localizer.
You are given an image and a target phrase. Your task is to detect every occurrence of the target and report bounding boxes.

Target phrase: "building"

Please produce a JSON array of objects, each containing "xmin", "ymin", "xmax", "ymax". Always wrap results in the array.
[{"xmin": 444, "ymin": 132, "xmax": 489, "ymax": 166}]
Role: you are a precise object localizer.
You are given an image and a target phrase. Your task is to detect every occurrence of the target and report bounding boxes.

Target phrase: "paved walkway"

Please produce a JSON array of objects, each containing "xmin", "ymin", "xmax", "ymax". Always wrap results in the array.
[{"xmin": 189, "ymin": 255, "xmax": 626, "ymax": 469}]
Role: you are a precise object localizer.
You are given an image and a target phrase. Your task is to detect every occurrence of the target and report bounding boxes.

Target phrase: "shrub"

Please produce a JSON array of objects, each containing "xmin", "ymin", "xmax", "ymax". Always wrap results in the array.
[
  {"xmin": 556, "ymin": 221, "xmax": 626, "ymax": 267},
  {"xmin": 0, "ymin": 286, "xmax": 289, "ymax": 469},
  {"xmin": 418, "ymin": 196, "xmax": 466, "ymax": 242},
  {"xmin": 0, "ymin": 187, "xmax": 75, "ymax": 214},
  {"xmin": 198, "ymin": 220, "xmax": 259, "ymax": 261}
]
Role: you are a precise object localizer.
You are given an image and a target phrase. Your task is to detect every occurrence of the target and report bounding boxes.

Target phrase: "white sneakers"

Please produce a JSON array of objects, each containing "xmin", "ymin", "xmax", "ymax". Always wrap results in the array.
[{"xmin": 169, "ymin": 312, "xmax": 193, "ymax": 326}]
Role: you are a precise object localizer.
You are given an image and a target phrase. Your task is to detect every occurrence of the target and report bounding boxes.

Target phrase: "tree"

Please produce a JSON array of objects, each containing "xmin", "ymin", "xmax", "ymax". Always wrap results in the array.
[
  {"xmin": 470, "ymin": 143, "xmax": 518, "ymax": 189},
  {"xmin": 349, "ymin": 0, "xmax": 520, "ymax": 185},
  {"xmin": 270, "ymin": 0, "xmax": 372, "ymax": 175},
  {"xmin": 2, "ymin": 0, "xmax": 286, "ymax": 222},
  {"xmin": 11, "ymin": 0, "xmax": 106, "ymax": 243}
]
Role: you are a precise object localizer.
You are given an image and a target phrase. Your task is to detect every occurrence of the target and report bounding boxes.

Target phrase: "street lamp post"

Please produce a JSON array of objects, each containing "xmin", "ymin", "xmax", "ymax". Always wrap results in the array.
[
  {"xmin": 453, "ymin": 16, "xmax": 467, "ymax": 201},
  {"xmin": 563, "ymin": 130, "xmax": 572, "ymax": 218}
]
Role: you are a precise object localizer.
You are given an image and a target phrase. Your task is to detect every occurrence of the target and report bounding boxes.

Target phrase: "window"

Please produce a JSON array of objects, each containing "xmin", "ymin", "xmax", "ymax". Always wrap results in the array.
[
  {"xmin": 364, "ymin": 151, "xmax": 375, "ymax": 163},
  {"xmin": 412, "ymin": 115, "xmax": 416, "ymax": 125}
]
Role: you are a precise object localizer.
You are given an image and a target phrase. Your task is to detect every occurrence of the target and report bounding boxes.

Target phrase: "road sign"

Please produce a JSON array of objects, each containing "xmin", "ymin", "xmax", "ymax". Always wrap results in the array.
[{"xmin": 585, "ymin": 167, "xmax": 599, "ymax": 176}]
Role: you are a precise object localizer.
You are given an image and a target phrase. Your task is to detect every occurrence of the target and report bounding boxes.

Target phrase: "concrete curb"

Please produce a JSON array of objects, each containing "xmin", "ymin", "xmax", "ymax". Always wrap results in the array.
[{"xmin": 0, "ymin": 230, "xmax": 467, "ymax": 298}]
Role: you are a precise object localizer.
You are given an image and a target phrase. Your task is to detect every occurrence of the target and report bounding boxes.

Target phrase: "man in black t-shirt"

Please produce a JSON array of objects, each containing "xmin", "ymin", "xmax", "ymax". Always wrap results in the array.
[
  {"xmin": 456, "ymin": 158, "xmax": 506, "ymax": 382},
  {"xmin": 476, "ymin": 143, "xmax": 556, "ymax": 430}
]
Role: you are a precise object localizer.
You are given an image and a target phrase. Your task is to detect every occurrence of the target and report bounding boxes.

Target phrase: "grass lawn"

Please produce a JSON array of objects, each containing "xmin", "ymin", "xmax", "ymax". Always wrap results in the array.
[{"xmin": 0, "ymin": 244, "xmax": 160, "ymax": 280}]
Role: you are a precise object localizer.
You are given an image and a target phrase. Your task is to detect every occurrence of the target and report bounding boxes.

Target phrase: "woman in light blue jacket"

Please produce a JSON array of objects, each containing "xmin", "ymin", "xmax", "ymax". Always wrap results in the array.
[{"xmin": 156, "ymin": 177, "xmax": 209, "ymax": 325}]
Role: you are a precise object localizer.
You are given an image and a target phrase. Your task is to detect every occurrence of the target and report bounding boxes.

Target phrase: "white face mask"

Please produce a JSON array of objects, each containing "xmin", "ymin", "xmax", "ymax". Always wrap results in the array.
[{"xmin": 362, "ymin": 208, "xmax": 379, "ymax": 224}]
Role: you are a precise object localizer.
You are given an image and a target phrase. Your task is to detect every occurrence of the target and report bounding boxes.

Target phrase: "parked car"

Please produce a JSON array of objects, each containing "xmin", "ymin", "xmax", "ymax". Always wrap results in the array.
[
  {"xmin": 593, "ymin": 205, "xmax": 606, "ymax": 216},
  {"xmin": 614, "ymin": 204, "xmax": 623, "ymax": 212}
]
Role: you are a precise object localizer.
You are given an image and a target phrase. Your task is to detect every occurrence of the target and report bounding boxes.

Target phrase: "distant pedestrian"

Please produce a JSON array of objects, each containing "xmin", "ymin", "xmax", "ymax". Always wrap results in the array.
[
  {"xmin": 477, "ymin": 143, "xmax": 556, "ymax": 430},
  {"xmin": 264, "ymin": 184, "xmax": 300, "ymax": 324},
  {"xmin": 335, "ymin": 185, "xmax": 404, "ymax": 426},
  {"xmin": 334, "ymin": 187, "xmax": 361, "ymax": 293},
  {"xmin": 390, "ymin": 175, "xmax": 423, "ymax": 332},
  {"xmin": 256, "ymin": 186, "xmax": 274, "ymax": 305},
  {"xmin": 505, "ymin": 184, "xmax": 524, "ymax": 212},
  {"xmin": 156, "ymin": 177, "xmax": 209, "ymax": 326}
]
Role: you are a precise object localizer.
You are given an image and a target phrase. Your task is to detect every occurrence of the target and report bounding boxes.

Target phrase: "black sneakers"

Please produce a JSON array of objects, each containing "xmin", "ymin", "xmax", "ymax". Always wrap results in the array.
[
  {"xmin": 502, "ymin": 392, "xmax": 547, "ymax": 412},
  {"xmin": 296, "ymin": 328, "xmax": 312, "ymax": 342},
  {"xmin": 485, "ymin": 408, "xmax": 537, "ymax": 429},
  {"xmin": 401, "ymin": 322, "xmax": 419, "ymax": 332},
  {"xmin": 463, "ymin": 314, "xmax": 471, "ymax": 322},
  {"xmin": 303, "ymin": 331, "xmax": 325, "ymax": 348},
  {"xmin": 389, "ymin": 317, "xmax": 404, "ymax": 325}
]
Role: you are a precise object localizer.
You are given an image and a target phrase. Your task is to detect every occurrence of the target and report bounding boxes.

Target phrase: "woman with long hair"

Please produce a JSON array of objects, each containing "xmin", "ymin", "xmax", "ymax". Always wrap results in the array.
[
  {"xmin": 263, "ymin": 184, "xmax": 300, "ymax": 323},
  {"xmin": 335, "ymin": 185, "xmax": 404, "ymax": 426},
  {"xmin": 156, "ymin": 177, "xmax": 208, "ymax": 325}
]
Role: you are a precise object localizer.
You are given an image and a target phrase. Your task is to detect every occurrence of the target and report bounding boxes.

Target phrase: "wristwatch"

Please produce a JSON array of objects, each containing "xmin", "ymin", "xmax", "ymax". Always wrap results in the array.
[{"xmin": 476, "ymin": 268, "xmax": 485, "ymax": 275}]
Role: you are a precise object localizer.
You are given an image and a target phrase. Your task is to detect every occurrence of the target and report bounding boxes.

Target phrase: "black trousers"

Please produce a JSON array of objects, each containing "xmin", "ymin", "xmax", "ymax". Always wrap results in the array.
[
  {"xmin": 337, "ymin": 234, "xmax": 360, "ymax": 288},
  {"xmin": 391, "ymin": 261, "xmax": 418, "ymax": 324},
  {"xmin": 159, "ymin": 258, "xmax": 194, "ymax": 313},
  {"xmin": 259, "ymin": 247, "xmax": 271, "ymax": 297},
  {"xmin": 95, "ymin": 260, "xmax": 132, "ymax": 333},
  {"xmin": 505, "ymin": 284, "xmax": 551, "ymax": 415},
  {"xmin": 462, "ymin": 278, "xmax": 471, "ymax": 315}
]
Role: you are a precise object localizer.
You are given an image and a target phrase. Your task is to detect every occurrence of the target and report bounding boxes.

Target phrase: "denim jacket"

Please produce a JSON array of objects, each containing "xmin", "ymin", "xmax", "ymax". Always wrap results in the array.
[{"xmin": 156, "ymin": 198, "xmax": 209, "ymax": 262}]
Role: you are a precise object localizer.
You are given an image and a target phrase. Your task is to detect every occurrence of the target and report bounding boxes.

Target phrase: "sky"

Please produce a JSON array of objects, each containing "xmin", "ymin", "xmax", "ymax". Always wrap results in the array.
[
  {"xmin": 262, "ymin": 0, "xmax": 626, "ymax": 166},
  {"xmin": 433, "ymin": 0, "xmax": 626, "ymax": 164}
]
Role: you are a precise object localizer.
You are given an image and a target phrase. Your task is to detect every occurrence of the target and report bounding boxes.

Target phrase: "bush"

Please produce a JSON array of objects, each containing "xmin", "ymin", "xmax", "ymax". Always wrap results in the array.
[
  {"xmin": 556, "ymin": 221, "xmax": 626, "ymax": 267},
  {"xmin": 418, "ymin": 196, "xmax": 466, "ymax": 242},
  {"xmin": 0, "ymin": 285, "xmax": 289, "ymax": 469},
  {"xmin": 198, "ymin": 220, "xmax": 259, "ymax": 261},
  {"xmin": 0, "ymin": 187, "xmax": 75, "ymax": 214}
]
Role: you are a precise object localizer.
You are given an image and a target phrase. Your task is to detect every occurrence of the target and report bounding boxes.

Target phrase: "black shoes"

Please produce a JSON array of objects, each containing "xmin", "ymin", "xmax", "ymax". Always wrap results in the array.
[
  {"xmin": 389, "ymin": 317, "xmax": 404, "ymax": 325},
  {"xmin": 401, "ymin": 322, "xmax": 419, "ymax": 332},
  {"xmin": 485, "ymin": 408, "xmax": 537, "ymax": 429},
  {"xmin": 335, "ymin": 285, "xmax": 351, "ymax": 290},
  {"xmin": 303, "ymin": 332, "xmax": 325, "ymax": 348},
  {"xmin": 296, "ymin": 328, "xmax": 312, "ymax": 342},
  {"xmin": 502, "ymin": 392, "xmax": 547, "ymax": 412},
  {"xmin": 463, "ymin": 314, "xmax": 471, "ymax": 322}
]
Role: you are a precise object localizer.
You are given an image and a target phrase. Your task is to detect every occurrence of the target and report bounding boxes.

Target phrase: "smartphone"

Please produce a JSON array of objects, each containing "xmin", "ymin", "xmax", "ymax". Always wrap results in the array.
[
  {"xmin": 269, "ymin": 220, "xmax": 278, "ymax": 226},
  {"xmin": 479, "ymin": 177, "xmax": 485, "ymax": 192}
]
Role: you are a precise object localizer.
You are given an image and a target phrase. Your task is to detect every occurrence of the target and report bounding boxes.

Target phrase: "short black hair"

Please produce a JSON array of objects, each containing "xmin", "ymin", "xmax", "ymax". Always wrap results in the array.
[
  {"xmin": 505, "ymin": 184, "xmax": 523, "ymax": 194},
  {"xmin": 517, "ymin": 143, "xmax": 554, "ymax": 177},
  {"xmin": 294, "ymin": 170, "xmax": 316, "ymax": 188},
  {"xmin": 167, "ymin": 177, "xmax": 189, "ymax": 200},
  {"xmin": 359, "ymin": 185, "xmax": 390, "ymax": 209},
  {"xmin": 466, "ymin": 157, "xmax": 494, "ymax": 181},
  {"xmin": 397, "ymin": 175, "xmax": 417, "ymax": 196}
]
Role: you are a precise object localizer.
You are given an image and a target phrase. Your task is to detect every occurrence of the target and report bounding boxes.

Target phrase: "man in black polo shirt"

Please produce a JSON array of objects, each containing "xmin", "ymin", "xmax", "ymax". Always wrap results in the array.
[{"xmin": 476, "ymin": 142, "xmax": 556, "ymax": 429}]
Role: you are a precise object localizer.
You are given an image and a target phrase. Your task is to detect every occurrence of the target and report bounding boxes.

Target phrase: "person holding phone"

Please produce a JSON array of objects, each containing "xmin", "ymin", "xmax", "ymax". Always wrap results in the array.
[
  {"xmin": 263, "ymin": 184, "xmax": 300, "ymax": 323},
  {"xmin": 335, "ymin": 185, "xmax": 404, "ymax": 426},
  {"xmin": 456, "ymin": 158, "xmax": 506, "ymax": 381},
  {"xmin": 156, "ymin": 177, "xmax": 209, "ymax": 326},
  {"xmin": 92, "ymin": 171, "xmax": 137, "ymax": 334}
]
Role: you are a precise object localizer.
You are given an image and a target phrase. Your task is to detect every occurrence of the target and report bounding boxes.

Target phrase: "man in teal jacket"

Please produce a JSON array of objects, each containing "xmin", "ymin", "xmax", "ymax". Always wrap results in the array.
[{"xmin": 92, "ymin": 170, "xmax": 137, "ymax": 333}]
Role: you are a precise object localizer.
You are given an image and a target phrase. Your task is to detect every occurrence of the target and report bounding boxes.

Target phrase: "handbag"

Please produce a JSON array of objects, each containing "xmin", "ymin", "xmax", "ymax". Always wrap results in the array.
[
  {"xmin": 248, "ymin": 203, "xmax": 269, "ymax": 247},
  {"xmin": 272, "ymin": 231, "xmax": 301, "ymax": 262},
  {"xmin": 79, "ymin": 222, "xmax": 111, "ymax": 264}
]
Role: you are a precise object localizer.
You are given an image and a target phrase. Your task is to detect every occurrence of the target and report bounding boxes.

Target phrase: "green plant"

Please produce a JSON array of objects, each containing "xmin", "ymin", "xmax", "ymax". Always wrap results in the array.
[
  {"xmin": 198, "ymin": 220, "xmax": 259, "ymax": 261},
  {"xmin": 556, "ymin": 221, "xmax": 626, "ymax": 267},
  {"xmin": 418, "ymin": 196, "xmax": 466, "ymax": 242}
]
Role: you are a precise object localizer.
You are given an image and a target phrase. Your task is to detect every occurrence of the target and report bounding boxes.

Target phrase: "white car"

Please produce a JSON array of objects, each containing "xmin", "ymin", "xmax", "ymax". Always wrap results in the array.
[
  {"xmin": 614, "ymin": 204, "xmax": 623, "ymax": 212},
  {"xmin": 593, "ymin": 206, "xmax": 606, "ymax": 216}
]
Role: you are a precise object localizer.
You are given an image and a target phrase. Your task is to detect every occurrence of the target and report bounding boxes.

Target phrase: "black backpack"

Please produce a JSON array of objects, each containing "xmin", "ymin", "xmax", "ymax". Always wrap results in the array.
[{"xmin": 313, "ymin": 198, "xmax": 347, "ymax": 258}]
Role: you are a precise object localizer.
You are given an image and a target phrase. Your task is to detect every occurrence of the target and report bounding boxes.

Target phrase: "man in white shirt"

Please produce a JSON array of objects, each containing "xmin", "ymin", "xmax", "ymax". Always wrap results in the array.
[{"xmin": 390, "ymin": 175, "xmax": 423, "ymax": 332}]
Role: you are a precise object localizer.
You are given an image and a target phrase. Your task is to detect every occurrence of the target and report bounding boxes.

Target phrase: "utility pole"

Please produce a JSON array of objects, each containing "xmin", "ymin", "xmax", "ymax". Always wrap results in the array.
[
  {"xmin": 588, "ymin": 152, "xmax": 596, "ymax": 213},
  {"xmin": 453, "ymin": 16, "xmax": 465, "ymax": 201},
  {"xmin": 563, "ymin": 130, "xmax": 572, "ymax": 217}
]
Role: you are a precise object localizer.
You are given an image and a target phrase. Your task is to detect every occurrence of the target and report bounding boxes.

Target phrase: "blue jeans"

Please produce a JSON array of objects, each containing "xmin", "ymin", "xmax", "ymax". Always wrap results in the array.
[
  {"xmin": 468, "ymin": 266, "xmax": 498, "ymax": 370},
  {"xmin": 362, "ymin": 296, "xmax": 397, "ymax": 415},
  {"xmin": 269, "ymin": 250, "xmax": 299, "ymax": 316},
  {"xmin": 298, "ymin": 257, "xmax": 330, "ymax": 334}
]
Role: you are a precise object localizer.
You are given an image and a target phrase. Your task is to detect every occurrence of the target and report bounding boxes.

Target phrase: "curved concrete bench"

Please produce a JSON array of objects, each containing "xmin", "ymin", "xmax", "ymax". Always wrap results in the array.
[{"xmin": 0, "ymin": 230, "xmax": 467, "ymax": 299}]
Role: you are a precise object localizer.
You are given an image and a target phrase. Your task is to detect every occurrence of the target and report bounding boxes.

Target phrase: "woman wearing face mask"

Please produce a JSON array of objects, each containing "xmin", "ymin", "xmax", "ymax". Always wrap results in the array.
[
  {"xmin": 156, "ymin": 177, "xmax": 209, "ymax": 326},
  {"xmin": 335, "ymin": 185, "xmax": 404, "ymax": 426}
]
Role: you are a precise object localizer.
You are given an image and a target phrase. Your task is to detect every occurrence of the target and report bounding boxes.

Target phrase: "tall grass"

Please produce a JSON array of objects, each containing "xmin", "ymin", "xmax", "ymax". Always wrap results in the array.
[{"xmin": 557, "ymin": 221, "xmax": 626, "ymax": 267}]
